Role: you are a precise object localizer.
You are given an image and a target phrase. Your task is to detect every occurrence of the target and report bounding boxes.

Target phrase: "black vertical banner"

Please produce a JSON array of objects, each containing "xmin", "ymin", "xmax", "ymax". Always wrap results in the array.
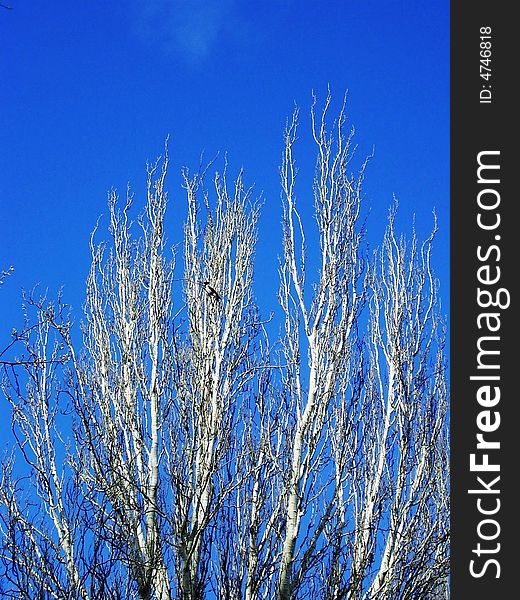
[{"xmin": 451, "ymin": 2, "xmax": 516, "ymax": 598}]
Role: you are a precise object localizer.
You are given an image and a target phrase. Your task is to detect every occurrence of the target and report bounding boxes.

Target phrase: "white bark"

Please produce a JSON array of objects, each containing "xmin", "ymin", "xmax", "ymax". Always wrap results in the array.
[
  {"xmin": 277, "ymin": 93, "xmax": 368, "ymax": 600},
  {"xmin": 0, "ymin": 98, "xmax": 448, "ymax": 600}
]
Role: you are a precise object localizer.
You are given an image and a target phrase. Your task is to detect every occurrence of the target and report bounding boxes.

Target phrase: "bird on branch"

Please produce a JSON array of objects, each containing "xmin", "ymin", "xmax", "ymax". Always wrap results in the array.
[
  {"xmin": 201, "ymin": 281, "xmax": 221, "ymax": 302},
  {"xmin": 174, "ymin": 278, "xmax": 221, "ymax": 302}
]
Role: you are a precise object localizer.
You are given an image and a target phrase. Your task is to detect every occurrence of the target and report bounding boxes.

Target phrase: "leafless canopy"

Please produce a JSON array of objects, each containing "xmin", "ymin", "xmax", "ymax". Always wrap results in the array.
[{"xmin": 0, "ymin": 95, "xmax": 449, "ymax": 599}]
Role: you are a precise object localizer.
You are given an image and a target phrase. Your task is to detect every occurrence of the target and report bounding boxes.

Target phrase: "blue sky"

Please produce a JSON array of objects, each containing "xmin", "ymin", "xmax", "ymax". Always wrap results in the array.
[{"xmin": 0, "ymin": 0, "xmax": 449, "ymax": 354}]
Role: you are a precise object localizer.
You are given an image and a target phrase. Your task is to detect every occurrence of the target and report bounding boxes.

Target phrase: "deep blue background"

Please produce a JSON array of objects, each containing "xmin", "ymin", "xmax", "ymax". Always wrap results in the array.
[{"xmin": 0, "ymin": 0, "xmax": 449, "ymax": 402}]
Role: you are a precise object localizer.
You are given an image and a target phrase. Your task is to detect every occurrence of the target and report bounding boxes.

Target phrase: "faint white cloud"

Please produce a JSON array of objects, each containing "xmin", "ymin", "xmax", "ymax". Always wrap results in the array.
[{"xmin": 133, "ymin": 0, "xmax": 235, "ymax": 62}]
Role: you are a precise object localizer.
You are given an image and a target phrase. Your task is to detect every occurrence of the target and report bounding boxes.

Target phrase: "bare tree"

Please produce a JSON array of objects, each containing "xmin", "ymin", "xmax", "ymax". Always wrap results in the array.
[
  {"xmin": 345, "ymin": 204, "xmax": 449, "ymax": 600},
  {"xmin": 275, "ymin": 94, "xmax": 369, "ymax": 600},
  {"xmin": 166, "ymin": 164, "xmax": 264, "ymax": 598},
  {"xmin": 0, "ymin": 95, "xmax": 449, "ymax": 599}
]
